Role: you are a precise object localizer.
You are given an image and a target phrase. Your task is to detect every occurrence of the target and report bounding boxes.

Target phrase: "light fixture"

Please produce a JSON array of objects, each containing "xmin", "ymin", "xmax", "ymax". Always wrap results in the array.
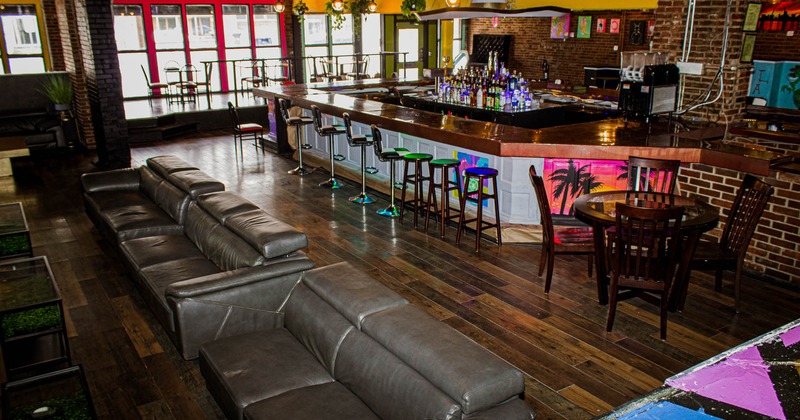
[
  {"xmin": 367, "ymin": 0, "xmax": 378, "ymax": 13},
  {"xmin": 332, "ymin": 0, "xmax": 345, "ymax": 11},
  {"xmin": 445, "ymin": 0, "xmax": 459, "ymax": 7},
  {"xmin": 274, "ymin": 0, "xmax": 285, "ymax": 13}
]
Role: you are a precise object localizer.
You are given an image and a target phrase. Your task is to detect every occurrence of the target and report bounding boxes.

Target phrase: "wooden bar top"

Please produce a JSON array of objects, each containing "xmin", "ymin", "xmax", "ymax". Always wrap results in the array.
[{"xmin": 256, "ymin": 81, "xmax": 787, "ymax": 175}]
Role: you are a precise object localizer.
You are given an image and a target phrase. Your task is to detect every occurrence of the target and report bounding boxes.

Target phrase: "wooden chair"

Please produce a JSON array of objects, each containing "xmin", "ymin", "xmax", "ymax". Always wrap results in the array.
[
  {"xmin": 227, "ymin": 101, "xmax": 263, "ymax": 159},
  {"xmin": 606, "ymin": 202, "xmax": 684, "ymax": 339},
  {"xmin": 140, "ymin": 65, "xmax": 169, "ymax": 104},
  {"xmin": 689, "ymin": 174, "xmax": 774, "ymax": 312},
  {"xmin": 626, "ymin": 156, "xmax": 681, "ymax": 193},
  {"xmin": 529, "ymin": 166, "xmax": 595, "ymax": 294}
]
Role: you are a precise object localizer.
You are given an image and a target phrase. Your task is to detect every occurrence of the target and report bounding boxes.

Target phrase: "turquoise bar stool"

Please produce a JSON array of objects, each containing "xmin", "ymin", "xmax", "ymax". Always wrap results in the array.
[
  {"xmin": 370, "ymin": 125, "xmax": 408, "ymax": 217},
  {"xmin": 311, "ymin": 105, "xmax": 346, "ymax": 189},
  {"xmin": 424, "ymin": 158, "xmax": 462, "ymax": 238},
  {"xmin": 456, "ymin": 166, "xmax": 502, "ymax": 252}
]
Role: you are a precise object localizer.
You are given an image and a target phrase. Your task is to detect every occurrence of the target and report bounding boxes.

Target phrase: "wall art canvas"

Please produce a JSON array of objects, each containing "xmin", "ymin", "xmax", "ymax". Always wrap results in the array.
[
  {"xmin": 597, "ymin": 18, "xmax": 606, "ymax": 33},
  {"xmin": 551, "ymin": 14, "xmax": 570, "ymax": 39},
  {"xmin": 610, "ymin": 18, "xmax": 621, "ymax": 34},
  {"xmin": 578, "ymin": 16, "xmax": 592, "ymax": 38},
  {"xmin": 759, "ymin": 0, "xmax": 799, "ymax": 32}
]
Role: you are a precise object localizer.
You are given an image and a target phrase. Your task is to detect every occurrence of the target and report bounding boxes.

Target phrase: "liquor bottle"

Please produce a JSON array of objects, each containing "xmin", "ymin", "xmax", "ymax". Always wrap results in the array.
[{"xmin": 476, "ymin": 84, "xmax": 484, "ymax": 108}]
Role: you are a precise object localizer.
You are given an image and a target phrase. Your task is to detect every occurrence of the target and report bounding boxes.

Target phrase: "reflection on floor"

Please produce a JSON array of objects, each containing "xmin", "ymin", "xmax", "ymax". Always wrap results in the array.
[{"xmin": 124, "ymin": 92, "xmax": 267, "ymax": 120}]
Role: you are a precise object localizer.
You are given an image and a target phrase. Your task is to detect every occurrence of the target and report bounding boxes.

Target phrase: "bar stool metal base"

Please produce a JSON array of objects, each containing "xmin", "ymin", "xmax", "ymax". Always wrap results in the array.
[
  {"xmin": 377, "ymin": 205, "xmax": 400, "ymax": 218},
  {"xmin": 349, "ymin": 193, "xmax": 376, "ymax": 204},
  {"xmin": 319, "ymin": 178, "xmax": 342, "ymax": 189},
  {"xmin": 288, "ymin": 166, "xmax": 315, "ymax": 176}
]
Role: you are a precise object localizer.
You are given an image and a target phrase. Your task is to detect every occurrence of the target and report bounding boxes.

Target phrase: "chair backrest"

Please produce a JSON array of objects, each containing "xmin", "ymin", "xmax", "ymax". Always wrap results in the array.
[
  {"xmin": 371, "ymin": 124, "xmax": 388, "ymax": 161},
  {"xmin": 529, "ymin": 166, "xmax": 555, "ymax": 248},
  {"xmin": 141, "ymin": 65, "xmax": 152, "ymax": 85},
  {"xmin": 343, "ymin": 112, "xmax": 355, "ymax": 144},
  {"xmin": 626, "ymin": 156, "xmax": 681, "ymax": 193},
  {"xmin": 611, "ymin": 202, "xmax": 684, "ymax": 287},
  {"xmin": 311, "ymin": 104, "xmax": 325, "ymax": 135},
  {"xmin": 227, "ymin": 102, "xmax": 241, "ymax": 129},
  {"xmin": 277, "ymin": 97, "xmax": 291, "ymax": 123},
  {"xmin": 721, "ymin": 174, "xmax": 774, "ymax": 255}
]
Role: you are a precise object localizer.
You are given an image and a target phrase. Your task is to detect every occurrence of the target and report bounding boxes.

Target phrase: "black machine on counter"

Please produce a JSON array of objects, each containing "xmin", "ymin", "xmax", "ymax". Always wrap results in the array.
[{"xmin": 618, "ymin": 52, "xmax": 679, "ymax": 122}]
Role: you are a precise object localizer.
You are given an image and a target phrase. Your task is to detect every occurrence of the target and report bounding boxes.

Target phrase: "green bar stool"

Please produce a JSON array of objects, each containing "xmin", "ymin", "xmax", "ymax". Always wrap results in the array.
[
  {"xmin": 370, "ymin": 125, "xmax": 408, "ymax": 217},
  {"xmin": 311, "ymin": 105, "xmax": 346, "ymax": 189},
  {"xmin": 277, "ymin": 97, "xmax": 314, "ymax": 176},
  {"xmin": 456, "ymin": 166, "xmax": 502, "ymax": 252},
  {"xmin": 343, "ymin": 112, "xmax": 375, "ymax": 204},
  {"xmin": 399, "ymin": 152, "xmax": 433, "ymax": 228},
  {"xmin": 424, "ymin": 159, "xmax": 462, "ymax": 238}
]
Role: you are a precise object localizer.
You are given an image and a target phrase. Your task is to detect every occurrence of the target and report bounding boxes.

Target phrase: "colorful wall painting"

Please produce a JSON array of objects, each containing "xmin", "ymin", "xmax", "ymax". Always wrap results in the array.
[
  {"xmin": 577, "ymin": 16, "xmax": 592, "ymax": 38},
  {"xmin": 551, "ymin": 15, "xmax": 570, "ymax": 39},
  {"xmin": 596, "ymin": 18, "xmax": 606, "ymax": 33},
  {"xmin": 609, "ymin": 18, "xmax": 621, "ymax": 34},
  {"xmin": 759, "ymin": 0, "xmax": 800, "ymax": 32},
  {"xmin": 542, "ymin": 158, "xmax": 627, "ymax": 217},
  {"xmin": 748, "ymin": 60, "xmax": 800, "ymax": 109},
  {"xmin": 454, "ymin": 151, "xmax": 489, "ymax": 206}
]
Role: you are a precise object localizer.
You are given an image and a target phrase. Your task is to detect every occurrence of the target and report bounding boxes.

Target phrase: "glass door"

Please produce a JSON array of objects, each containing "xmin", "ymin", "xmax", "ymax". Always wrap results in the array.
[{"xmin": 396, "ymin": 21, "xmax": 421, "ymax": 78}]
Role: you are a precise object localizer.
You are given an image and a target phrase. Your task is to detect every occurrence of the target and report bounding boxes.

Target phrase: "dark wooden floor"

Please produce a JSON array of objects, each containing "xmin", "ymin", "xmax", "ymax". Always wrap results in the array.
[{"xmin": 2, "ymin": 132, "xmax": 799, "ymax": 419}]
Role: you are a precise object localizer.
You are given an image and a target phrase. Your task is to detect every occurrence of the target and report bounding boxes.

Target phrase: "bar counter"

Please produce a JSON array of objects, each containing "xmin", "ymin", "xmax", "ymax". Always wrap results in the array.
[{"xmin": 256, "ymin": 81, "xmax": 787, "ymax": 176}]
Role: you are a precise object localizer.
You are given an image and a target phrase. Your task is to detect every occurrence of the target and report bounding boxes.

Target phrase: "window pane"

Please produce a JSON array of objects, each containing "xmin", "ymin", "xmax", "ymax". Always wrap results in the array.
[
  {"xmin": 156, "ymin": 50, "xmax": 187, "ymax": 83},
  {"xmin": 152, "ymin": 5, "xmax": 184, "ymax": 50},
  {"xmin": 225, "ymin": 48, "xmax": 252, "ymax": 88},
  {"xmin": 190, "ymin": 50, "xmax": 220, "ymax": 91},
  {"xmin": 331, "ymin": 15, "xmax": 352, "ymax": 44},
  {"xmin": 332, "ymin": 44, "xmax": 353, "ymax": 57},
  {"xmin": 254, "ymin": 5, "xmax": 280, "ymax": 47},
  {"xmin": 303, "ymin": 14, "xmax": 327, "ymax": 45},
  {"xmin": 304, "ymin": 45, "xmax": 328, "ymax": 83},
  {"xmin": 187, "ymin": 5, "xmax": 216, "ymax": 49},
  {"xmin": 1, "ymin": 5, "xmax": 43, "ymax": 55},
  {"xmin": 362, "ymin": 15, "xmax": 380, "ymax": 77},
  {"xmin": 8, "ymin": 56, "xmax": 44, "ymax": 74},
  {"xmin": 453, "ymin": 18, "xmax": 461, "ymax": 38},
  {"xmin": 222, "ymin": 5, "xmax": 250, "ymax": 48},
  {"xmin": 113, "ymin": 5, "xmax": 146, "ymax": 52},
  {"xmin": 256, "ymin": 47, "xmax": 281, "ymax": 59},
  {"xmin": 118, "ymin": 52, "xmax": 150, "ymax": 98}
]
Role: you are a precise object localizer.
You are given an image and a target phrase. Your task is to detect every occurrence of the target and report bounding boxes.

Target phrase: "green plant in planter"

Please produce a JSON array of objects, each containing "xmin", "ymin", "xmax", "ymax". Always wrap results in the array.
[
  {"xmin": 325, "ymin": 1, "xmax": 346, "ymax": 30},
  {"xmin": 39, "ymin": 74, "xmax": 73, "ymax": 112},
  {"xmin": 2, "ymin": 305, "xmax": 62, "ymax": 338},
  {"xmin": 780, "ymin": 65, "xmax": 800, "ymax": 109},
  {"xmin": 400, "ymin": 0, "xmax": 426, "ymax": 18},
  {"xmin": 293, "ymin": 0, "xmax": 309, "ymax": 22},
  {"xmin": 9, "ymin": 391, "xmax": 92, "ymax": 420},
  {"xmin": 348, "ymin": 0, "xmax": 371, "ymax": 37}
]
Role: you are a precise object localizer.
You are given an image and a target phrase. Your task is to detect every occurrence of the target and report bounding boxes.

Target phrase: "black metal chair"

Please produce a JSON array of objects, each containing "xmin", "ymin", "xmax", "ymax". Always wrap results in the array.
[
  {"xmin": 371, "ymin": 125, "xmax": 408, "ymax": 217},
  {"xmin": 343, "ymin": 113, "xmax": 375, "ymax": 204},
  {"xmin": 311, "ymin": 105, "xmax": 346, "ymax": 189},
  {"xmin": 277, "ymin": 97, "xmax": 314, "ymax": 175},
  {"xmin": 227, "ymin": 102, "xmax": 263, "ymax": 159}
]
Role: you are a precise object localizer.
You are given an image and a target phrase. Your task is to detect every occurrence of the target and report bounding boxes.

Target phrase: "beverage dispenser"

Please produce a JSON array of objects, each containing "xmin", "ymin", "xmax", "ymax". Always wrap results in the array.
[{"xmin": 618, "ymin": 52, "xmax": 680, "ymax": 122}]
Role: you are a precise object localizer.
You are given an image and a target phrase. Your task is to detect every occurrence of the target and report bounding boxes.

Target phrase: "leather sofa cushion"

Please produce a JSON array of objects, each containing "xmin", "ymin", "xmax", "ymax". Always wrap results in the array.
[
  {"xmin": 225, "ymin": 209, "xmax": 309, "ymax": 259},
  {"xmin": 198, "ymin": 191, "xmax": 260, "ymax": 224},
  {"xmin": 242, "ymin": 382, "xmax": 379, "ymax": 420},
  {"xmin": 334, "ymin": 329, "xmax": 461, "ymax": 420},
  {"xmin": 88, "ymin": 191, "xmax": 183, "ymax": 242},
  {"xmin": 301, "ymin": 262, "xmax": 407, "ymax": 329},
  {"xmin": 146, "ymin": 155, "xmax": 198, "ymax": 178},
  {"xmin": 120, "ymin": 234, "xmax": 208, "ymax": 270},
  {"xmin": 200, "ymin": 329, "xmax": 335, "ymax": 420},
  {"xmin": 184, "ymin": 204, "xmax": 264, "ymax": 270},
  {"xmin": 139, "ymin": 166, "xmax": 191, "ymax": 225},
  {"xmin": 168, "ymin": 170, "xmax": 225, "ymax": 199},
  {"xmin": 362, "ymin": 304, "xmax": 525, "ymax": 415}
]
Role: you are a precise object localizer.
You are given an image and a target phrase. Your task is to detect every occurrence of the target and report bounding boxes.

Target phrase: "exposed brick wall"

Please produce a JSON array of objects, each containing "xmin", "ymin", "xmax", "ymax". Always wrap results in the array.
[
  {"xmin": 467, "ymin": 11, "xmax": 654, "ymax": 86},
  {"xmin": 41, "ymin": 0, "xmax": 64, "ymax": 71},
  {"xmin": 753, "ymin": 32, "xmax": 800, "ymax": 62},
  {"xmin": 679, "ymin": 163, "xmax": 800, "ymax": 286}
]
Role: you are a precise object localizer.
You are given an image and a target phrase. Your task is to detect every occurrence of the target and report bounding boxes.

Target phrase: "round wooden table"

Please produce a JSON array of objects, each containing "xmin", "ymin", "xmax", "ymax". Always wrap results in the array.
[{"xmin": 573, "ymin": 190, "xmax": 719, "ymax": 310}]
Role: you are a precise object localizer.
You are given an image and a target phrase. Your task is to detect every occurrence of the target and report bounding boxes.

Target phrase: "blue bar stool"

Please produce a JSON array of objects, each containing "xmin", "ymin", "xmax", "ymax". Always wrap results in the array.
[
  {"xmin": 424, "ymin": 159, "xmax": 462, "ymax": 238},
  {"xmin": 311, "ymin": 105, "xmax": 346, "ymax": 189},
  {"xmin": 277, "ymin": 98, "xmax": 314, "ymax": 176},
  {"xmin": 343, "ymin": 113, "xmax": 375, "ymax": 204},
  {"xmin": 370, "ymin": 125, "xmax": 408, "ymax": 217},
  {"xmin": 456, "ymin": 166, "xmax": 502, "ymax": 252},
  {"xmin": 400, "ymin": 152, "xmax": 433, "ymax": 228}
]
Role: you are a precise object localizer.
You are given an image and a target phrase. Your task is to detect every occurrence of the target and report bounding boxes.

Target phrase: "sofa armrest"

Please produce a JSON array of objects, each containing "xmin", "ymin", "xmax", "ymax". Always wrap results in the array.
[
  {"xmin": 81, "ymin": 168, "xmax": 140, "ymax": 193},
  {"xmin": 166, "ymin": 258, "xmax": 316, "ymax": 360}
]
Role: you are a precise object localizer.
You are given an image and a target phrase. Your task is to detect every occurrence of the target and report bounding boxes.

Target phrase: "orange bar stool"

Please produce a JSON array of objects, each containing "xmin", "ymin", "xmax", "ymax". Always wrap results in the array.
[
  {"xmin": 424, "ymin": 159, "xmax": 462, "ymax": 238},
  {"xmin": 311, "ymin": 105, "xmax": 346, "ymax": 189},
  {"xmin": 370, "ymin": 125, "xmax": 408, "ymax": 218},
  {"xmin": 277, "ymin": 97, "xmax": 314, "ymax": 176},
  {"xmin": 399, "ymin": 152, "xmax": 433, "ymax": 228},
  {"xmin": 456, "ymin": 166, "xmax": 502, "ymax": 252},
  {"xmin": 342, "ymin": 112, "xmax": 375, "ymax": 204}
]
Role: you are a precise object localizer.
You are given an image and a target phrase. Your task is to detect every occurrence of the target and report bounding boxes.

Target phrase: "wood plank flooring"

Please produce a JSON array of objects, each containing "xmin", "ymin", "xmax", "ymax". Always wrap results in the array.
[{"xmin": 2, "ymin": 131, "xmax": 799, "ymax": 419}]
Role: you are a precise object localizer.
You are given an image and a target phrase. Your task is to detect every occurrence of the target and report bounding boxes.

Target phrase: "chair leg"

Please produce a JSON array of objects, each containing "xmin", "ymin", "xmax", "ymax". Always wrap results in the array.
[
  {"xmin": 544, "ymin": 248, "xmax": 555, "ymax": 294},
  {"xmin": 660, "ymin": 293, "xmax": 669, "ymax": 340},
  {"xmin": 399, "ymin": 160, "xmax": 411, "ymax": 222},
  {"xmin": 587, "ymin": 254, "xmax": 594, "ymax": 277},
  {"xmin": 492, "ymin": 176, "xmax": 502, "ymax": 246},
  {"xmin": 714, "ymin": 269, "xmax": 724, "ymax": 292},
  {"xmin": 606, "ymin": 280, "xmax": 619, "ymax": 333},
  {"xmin": 734, "ymin": 261, "xmax": 745, "ymax": 313},
  {"xmin": 377, "ymin": 163, "xmax": 400, "ymax": 217},
  {"xmin": 538, "ymin": 246, "xmax": 547, "ymax": 277},
  {"xmin": 474, "ymin": 187, "xmax": 484, "ymax": 253}
]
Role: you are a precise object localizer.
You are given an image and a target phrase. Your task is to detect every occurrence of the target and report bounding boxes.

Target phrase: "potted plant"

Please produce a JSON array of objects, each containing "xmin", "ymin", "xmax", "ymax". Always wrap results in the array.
[
  {"xmin": 400, "ymin": 0, "xmax": 425, "ymax": 17},
  {"xmin": 39, "ymin": 74, "xmax": 73, "ymax": 112},
  {"xmin": 325, "ymin": 0, "xmax": 346, "ymax": 30},
  {"xmin": 293, "ymin": 0, "xmax": 309, "ymax": 22}
]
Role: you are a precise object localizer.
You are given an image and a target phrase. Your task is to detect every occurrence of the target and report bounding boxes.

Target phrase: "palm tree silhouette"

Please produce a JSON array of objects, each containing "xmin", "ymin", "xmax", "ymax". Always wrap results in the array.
[{"xmin": 549, "ymin": 160, "xmax": 603, "ymax": 215}]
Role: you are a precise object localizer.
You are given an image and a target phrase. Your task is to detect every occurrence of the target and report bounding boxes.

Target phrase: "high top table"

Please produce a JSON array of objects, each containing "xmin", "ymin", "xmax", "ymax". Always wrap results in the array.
[{"xmin": 573, "ymin": 190, "xmax": 719, "ymax": 310}]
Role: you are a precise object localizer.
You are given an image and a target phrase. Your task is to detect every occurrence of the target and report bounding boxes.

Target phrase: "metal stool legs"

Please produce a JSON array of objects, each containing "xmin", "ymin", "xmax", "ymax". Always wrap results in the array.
[
  {"xmin": 456, "ymin": 167, "xmax": 502, "ymax": 252},
  {"xmin": 424, "ymin": 160, "xmax": 462, "ymax": 238},
  {"xmin": 288, "ymin": 124, "xmax": 314, "ymax": 176},
  {"xmin": 399, "ymin": 154, "xmax": 433, "ymax": 228},
  {"xmin": 319, "ymin": 134, "xmax": 342, "ymax": 189},
  {"xmin": 350, "ymin": 145, "xmax": 376, "ymax": 204},
  {"xmin": 377, "ymin": 161, "xmax": 401, "ymax": 217}
]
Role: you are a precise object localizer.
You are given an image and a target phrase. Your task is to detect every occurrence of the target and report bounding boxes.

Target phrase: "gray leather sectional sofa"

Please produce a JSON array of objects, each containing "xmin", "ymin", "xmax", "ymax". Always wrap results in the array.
[
  {"xmin": 199, "ymin": 262, "xmax": 536, "ymax": 420},
  {"xmin": 81, "ymin": 155, "xmax": 315, "ymax": 359}
]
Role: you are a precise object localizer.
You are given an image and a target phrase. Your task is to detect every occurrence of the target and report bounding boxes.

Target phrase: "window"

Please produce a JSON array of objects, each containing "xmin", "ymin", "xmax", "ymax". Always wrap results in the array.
[
  {"xmin": 302, "ymin": 14, "xmax": 378, "ymax": 82},
  {"xmin": 0, "ymin": 4, "xmax": 47, "ymax": 74},
  {"xmin": 151, "ymin": 5, "xmax": 184, "ymax": 51},
  {"xmin": 186, "ymin": 5, "xmax": 216, "ymax": 49},
  {"xmin": 113, "ymin": 5, "xmax": 149, "ymax": 98}
]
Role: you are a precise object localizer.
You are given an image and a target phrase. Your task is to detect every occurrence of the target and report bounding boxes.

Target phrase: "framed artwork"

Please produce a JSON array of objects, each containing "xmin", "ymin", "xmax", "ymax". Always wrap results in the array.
[
  {"xmin": 648, "ymin": 20, "xmax": 655, "ymax": 37},
  {"xmin": 597, "ymin": 18, "xmax": 606, "ymax": 33},
  {"xmin": 578, "ymin": 16, "xmax": 592, "ymax": 38},
  {"xmin": 629, "ymin": 21, "xmax": 646, "ymax": 45},
  {"xmin": 741, "ymin": 34, "xmax": 756, "ymax": 63},
  {"xmin": 551, "ymin": 14, "xmax": 570, "ymax": 39},
  {"xmin": 610, "ymin": 18, "xmax": 621, "ymax": 34},
  {"xmin": 743, "ymin": 3, "xmax": 761, "ymax": 31}
]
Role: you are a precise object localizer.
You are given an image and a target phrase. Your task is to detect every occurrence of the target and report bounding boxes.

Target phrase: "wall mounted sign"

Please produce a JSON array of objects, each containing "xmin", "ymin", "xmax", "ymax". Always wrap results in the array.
[
  {"xmin": 743, "ymin": 3, "xmax": 761, "ymax": 31},
  {"xmin": 741, "ymin": 34, "xmax": 756, "ymax": 63},
  {"xmin": 578, "ymin": 16, "xmax": 592, "ymax": 38},
  {"xmin": 610, "ymin": 18, "xmax": 620, "ymax": 34}
]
